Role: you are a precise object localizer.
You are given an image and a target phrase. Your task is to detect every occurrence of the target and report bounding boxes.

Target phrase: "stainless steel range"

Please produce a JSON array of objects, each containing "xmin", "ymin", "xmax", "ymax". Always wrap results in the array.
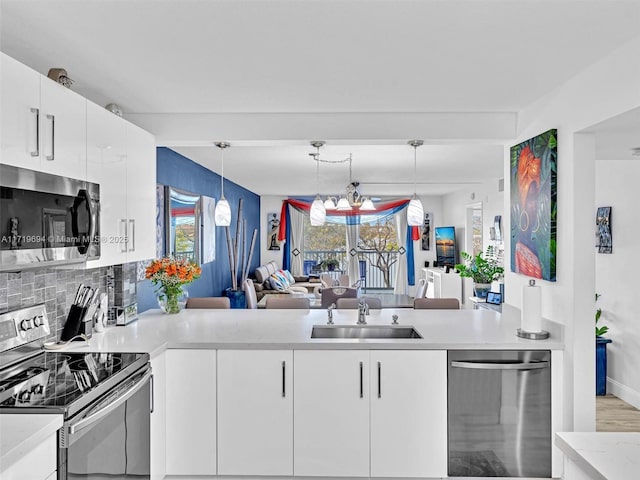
[{"xmin": 0, "ymin": 304, "xmax": 151, "ymax": 479}]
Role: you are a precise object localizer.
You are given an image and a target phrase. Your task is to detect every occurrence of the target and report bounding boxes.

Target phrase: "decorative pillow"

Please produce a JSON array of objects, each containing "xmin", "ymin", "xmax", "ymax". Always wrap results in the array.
[
  {"xmin": 281, "ymin": 269, "xmax": 295, "ymax": 284},
  {"xmin": 269, "ymin": 272, "xmax": 290, "ymax": 291},
  {"xmin": 255, "ymin": 265, "xmax": 270, "ymax": 284}
]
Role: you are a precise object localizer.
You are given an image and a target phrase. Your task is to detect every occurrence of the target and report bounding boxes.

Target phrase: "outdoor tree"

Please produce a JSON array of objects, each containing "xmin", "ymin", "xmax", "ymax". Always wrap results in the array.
[{"xmin": 358, "ymin": 218, "xmax": 399, "ymax": 288}]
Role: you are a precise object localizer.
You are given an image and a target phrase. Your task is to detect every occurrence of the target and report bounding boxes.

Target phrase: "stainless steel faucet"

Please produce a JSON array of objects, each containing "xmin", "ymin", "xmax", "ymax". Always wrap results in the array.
[
  {"xmin": 327, "ymin": 303, "xmax": 336, "ymax": 324},
  {"xmin": 357, "ymin": 298, "xmax": 369, "ymax": 325}
]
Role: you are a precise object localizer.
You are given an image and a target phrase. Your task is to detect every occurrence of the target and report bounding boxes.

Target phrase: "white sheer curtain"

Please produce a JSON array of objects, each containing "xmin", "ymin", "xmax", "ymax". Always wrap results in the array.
[
  {"xmin": 345, "ymin": 223, "xmax": 360, "ymax": 287},
  {"xmin": 394, "ymin": 211, "xmax": 408, "ymax": 295},
  {"xmin": 289, "ymin": 205, "xmax": 304, "ymax": 276}
]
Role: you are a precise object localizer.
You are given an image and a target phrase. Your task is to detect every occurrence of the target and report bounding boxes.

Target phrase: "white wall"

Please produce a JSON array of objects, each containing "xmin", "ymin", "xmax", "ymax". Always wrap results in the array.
[
  {"xmin": 596, "ymin": 160, "xmax": 640, "ymax": 408},
  {"xmin": 508, "ymin": 34, "xmax": 640, "ymax": 433},
  {"xmin": 440, "ymin": 178, "xmax": 505, "ymax": 305}
]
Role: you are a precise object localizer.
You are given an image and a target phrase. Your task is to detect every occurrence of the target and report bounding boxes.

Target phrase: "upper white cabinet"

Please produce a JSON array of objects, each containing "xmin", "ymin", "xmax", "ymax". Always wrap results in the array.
[
  {"xmin": 38, "ymin": 76, "xmax": 86, "ymax": 179},
  {"xmin": 86, "ymin": 101, "xmax": 127, "ymax": 267},
  {"xmin": 370, "ymin": 350, "xmax": 448, "ymax": 478},
  {"xmin": 124, "ymin": 122, "xmax": 156, "ymax": 263},
  {"xmin": 165, "ymin": 349, "xmax": 216, "ymax": 476},
  {"xmin": 217, "ymin": 350, "xmax": 293, "ymax": 476},
  {"xmin": 1, "ymin": 52, "xmax": 86, "ymax": 179},
  {"xmin": 0, "ymin": 53, "xmax": 41, "ymax": 170},
  {"xmin": 86, "ymin": 103, "xmax": 156, "ymax": 267},
  {"xmin": 294, "ymin": 350, "xmax": 370, "ymax": 477}
]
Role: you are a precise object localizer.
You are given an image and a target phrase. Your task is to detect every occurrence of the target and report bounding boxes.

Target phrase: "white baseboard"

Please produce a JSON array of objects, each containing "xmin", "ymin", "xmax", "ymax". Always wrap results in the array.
[{"xmin": 606, "ymin": 377, "xmax": 640, "ymax": 409}]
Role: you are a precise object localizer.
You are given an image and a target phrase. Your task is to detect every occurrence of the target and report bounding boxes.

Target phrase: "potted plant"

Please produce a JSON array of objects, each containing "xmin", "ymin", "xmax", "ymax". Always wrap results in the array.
[
  {"xmin": 455, "ymin": 249, "xmax": 504, "ymax": 299},
  {"xmin": 595, "ymin": 293, "xmax": 612, "ymax": 395},
  {"xmin": 321, "ymin": 258, "xmax": 340, "ymax": 271}
]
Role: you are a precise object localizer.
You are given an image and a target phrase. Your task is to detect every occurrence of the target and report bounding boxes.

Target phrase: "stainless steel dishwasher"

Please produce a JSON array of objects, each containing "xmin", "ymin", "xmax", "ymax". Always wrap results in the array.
[{"xmin": 448, "ymin": 350, "xmax": 551, "ymax": 478}]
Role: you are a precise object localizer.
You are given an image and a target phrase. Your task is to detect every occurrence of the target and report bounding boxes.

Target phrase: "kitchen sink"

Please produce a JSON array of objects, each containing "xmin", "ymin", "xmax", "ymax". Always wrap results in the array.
[{"xmin": 310, "ymin": 325, "xmax": 423, "ymax": 339}]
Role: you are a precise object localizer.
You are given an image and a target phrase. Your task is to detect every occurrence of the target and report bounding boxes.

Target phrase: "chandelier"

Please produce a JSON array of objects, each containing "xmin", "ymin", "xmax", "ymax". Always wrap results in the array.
[{"xmin": 308, "ymin": 141, "xmax": 376, "ymax": 225}]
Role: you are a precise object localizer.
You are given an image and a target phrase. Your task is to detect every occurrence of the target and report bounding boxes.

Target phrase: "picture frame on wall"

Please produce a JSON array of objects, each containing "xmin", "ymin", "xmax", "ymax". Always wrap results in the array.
[
  {"xmin": 510, "ymin": 128, "xmax": 557, "ymax": 282},
  {"xmin": 421, "ymin": 212, "xmax": 432, "ymax": 251},
  {"xmin": 267, "ymin": 212, "xmax": 280, "ymax": 251},
  {"xmin": 596, "ymin": 206, "xmax": 612, "ymax": 254}
]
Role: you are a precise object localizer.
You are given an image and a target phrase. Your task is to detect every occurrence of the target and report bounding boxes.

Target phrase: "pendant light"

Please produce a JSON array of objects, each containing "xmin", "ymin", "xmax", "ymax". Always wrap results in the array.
[
  {"xmin": 214, "ymin": 141, "xmax": 232, "ymax": 226},
  {"xmin": 309, "ymin": 141, "xmax": 326, "ymax": 226},
  {"xmin": 407, "ymin": 140, "xmax": 424, "ymax": 226}
]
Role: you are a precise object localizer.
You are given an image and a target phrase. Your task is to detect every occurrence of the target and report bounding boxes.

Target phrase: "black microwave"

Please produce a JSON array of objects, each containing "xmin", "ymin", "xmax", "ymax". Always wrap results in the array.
[{"xmin": 0, "ymin": 164, "xmax": 100, "ymax": 271}]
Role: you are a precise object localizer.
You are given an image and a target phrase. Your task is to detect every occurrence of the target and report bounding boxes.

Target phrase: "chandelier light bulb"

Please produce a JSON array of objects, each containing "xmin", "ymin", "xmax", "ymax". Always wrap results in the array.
[
  {"xmin": 324, "ymin": 197, "xmax": 337, "ymax": 210},
  {"xmin": 359, "ymin": 197, "xmax": 376, "ymax": 211},
  {"xmin": 336, "ymin": 196, "xmax": 352, "ymax": 211},
  {"xmin": 310, "ymin": 195, "xmax": 326, "ymax": 226}
]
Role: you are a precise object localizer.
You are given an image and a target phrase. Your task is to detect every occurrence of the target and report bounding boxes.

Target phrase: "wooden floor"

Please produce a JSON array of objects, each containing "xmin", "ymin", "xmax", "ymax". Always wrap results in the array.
[{"xmin": 596, "ymin": 394, "xmax": 640, "ymax": 431}]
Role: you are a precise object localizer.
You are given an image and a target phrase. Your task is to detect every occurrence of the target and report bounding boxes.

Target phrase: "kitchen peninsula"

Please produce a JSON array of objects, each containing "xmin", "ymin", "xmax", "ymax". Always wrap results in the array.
[{"xmin": 2, "ymin": 307, "xmax": 564, "ymax": 479}]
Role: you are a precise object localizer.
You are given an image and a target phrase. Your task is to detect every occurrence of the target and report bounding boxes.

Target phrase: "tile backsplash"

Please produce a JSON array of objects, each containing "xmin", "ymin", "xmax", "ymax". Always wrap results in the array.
[{"xmin": 0, "ymin": 266, "xmax": 113, "ymax": 341}]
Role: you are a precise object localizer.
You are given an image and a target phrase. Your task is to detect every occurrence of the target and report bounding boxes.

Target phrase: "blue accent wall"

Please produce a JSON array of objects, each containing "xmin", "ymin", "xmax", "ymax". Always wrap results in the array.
[{"xmin": 137, "ymin": 147, "xmax": 261, "ymax": 312}]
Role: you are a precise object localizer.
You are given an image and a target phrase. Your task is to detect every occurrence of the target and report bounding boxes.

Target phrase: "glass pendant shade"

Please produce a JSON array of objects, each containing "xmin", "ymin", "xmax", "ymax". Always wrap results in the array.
[
  {"xmin": 359, "ymin": 197, "xmax": 375, "ymax": 211},
  {"xmin": 215, "ymin": 197, "xmax": 232, "ymax": 226},
  {"xmin": 324, "ymin": 197, "xmax": 337, "ymax": 210},
  {"xmin": 336, "ymin": 196, "xmax": 352, "ymax": 211},
  {"xmin": 407, "ymin": 196, "xmax": 424, "ymax": 226},
  {"xmin": 310, "ymin": 195, "xmax": 326, "ymax": 226}
]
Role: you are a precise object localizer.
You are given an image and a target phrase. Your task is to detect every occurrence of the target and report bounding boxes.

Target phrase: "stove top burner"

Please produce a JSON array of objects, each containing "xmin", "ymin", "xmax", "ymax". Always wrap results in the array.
[{"xmin": 0, "ymin": 351, "xmax": 143, "ymax": 409}]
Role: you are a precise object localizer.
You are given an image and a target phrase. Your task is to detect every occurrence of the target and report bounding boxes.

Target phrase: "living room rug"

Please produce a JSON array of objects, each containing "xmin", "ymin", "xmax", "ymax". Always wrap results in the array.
[{"xmin": 448, "ymin": 450, "xmax": 510, "ymax": 477}]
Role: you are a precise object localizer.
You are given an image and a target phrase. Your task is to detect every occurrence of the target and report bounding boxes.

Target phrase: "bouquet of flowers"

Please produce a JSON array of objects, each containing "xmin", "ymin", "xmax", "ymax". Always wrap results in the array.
[{"xmin": 145, "ymin": 257, "xmax": 201, "ymax": 313}]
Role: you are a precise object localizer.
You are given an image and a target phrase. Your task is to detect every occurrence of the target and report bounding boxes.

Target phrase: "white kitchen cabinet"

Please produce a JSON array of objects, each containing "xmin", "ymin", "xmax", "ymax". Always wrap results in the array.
[
  {"xmin": 370, "ymin": 350, "xmax": 448, "ymax": 478},
  {"xmin": 124, "ymin": 122, "xmax": 156, "ymax": 263},
  {"xmin": 423, "ymin": 267, "xmax": 462, "ymax": 303},
  {"xmin": 294, "ymin": 350, "xmax": 370, "ymax": 477},
  {"xmin": 0, "ymin": 53, "xmax": 86, "ymax": 178},
  {"xmin": 150, "ymin": 351, "xmax": 166, "ymax": 480},
  {"xmin": 1, "ymin": 432, "xmax": 56, "ymax": 480},
  {"xmin": 86, "ymin": 101, "xmax": 127, "ymax": 267},
  {"xmin": 0, "ymin": 53, "xmax": 41, "ymax": 170},
  {"xmin": 217, "ymin": 350, "xmax": 293, "ymax": 475},
  {"xmin": 165, "ymin": 349, "xmax": 216, "ymax": 476},
  {"xmin": 38, "ymin": 76, "xmax": 87, "ymax": 179},
  {"xmin": 86, "ymin": 102, "xmax": 156, "ymax": 267}
]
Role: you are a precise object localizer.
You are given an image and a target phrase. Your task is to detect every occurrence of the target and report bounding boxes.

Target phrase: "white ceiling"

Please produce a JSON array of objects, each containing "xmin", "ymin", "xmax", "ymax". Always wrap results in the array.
[{"xmin": 2, "ymin": 0, "xmax": 640, "ymax": 196}]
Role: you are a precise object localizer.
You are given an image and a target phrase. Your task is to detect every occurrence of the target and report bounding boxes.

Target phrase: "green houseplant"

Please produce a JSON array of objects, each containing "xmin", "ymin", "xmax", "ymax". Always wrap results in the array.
[
  {"xmin": 321, "ymin": 258, "xmax": 340, "ymax": 271},
  {"xmin": 455, "ymin": 249, "xmax": 504, "ymax": 299}
]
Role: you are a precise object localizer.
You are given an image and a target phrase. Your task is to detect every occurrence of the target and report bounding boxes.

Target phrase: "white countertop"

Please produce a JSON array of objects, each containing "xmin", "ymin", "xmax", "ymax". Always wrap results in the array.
[
  {"xmin": 61, "ymin": 303, "xmax": 563, "ymax": 355},
  {"xmin": 556, "ymin": 432, "xmax": 640, "ymax": 480},
  {"xmin": 0, "ymin": 414, "xmax": 63, "ymax": 472}
]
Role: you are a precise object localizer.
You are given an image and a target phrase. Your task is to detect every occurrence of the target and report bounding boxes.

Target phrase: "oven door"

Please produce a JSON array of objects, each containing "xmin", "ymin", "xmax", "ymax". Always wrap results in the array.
[
  {"xmin": 59, "ymin": 366, "xmax": 151, "ymax": 479},
  {"xmin": 0, "ymin": 164, "xmax": 100, "ymax": 271}
]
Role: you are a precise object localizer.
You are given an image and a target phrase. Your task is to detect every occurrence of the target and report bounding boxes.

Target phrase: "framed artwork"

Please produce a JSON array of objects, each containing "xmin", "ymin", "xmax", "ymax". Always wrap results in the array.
[
  {"xmin": 267, "ymin": 212, "xmax": 280, "ymax": 251},
  {"xmin": 596, "ymin": 206, "xmax": 612, "ymax": 254},
  {"xmin": 421, "ymin": 212, "xmax": 432, "ymax": 250},
  {"xmin": 510, "ymin": 128, "xmax": 557, "ymax": 282}
]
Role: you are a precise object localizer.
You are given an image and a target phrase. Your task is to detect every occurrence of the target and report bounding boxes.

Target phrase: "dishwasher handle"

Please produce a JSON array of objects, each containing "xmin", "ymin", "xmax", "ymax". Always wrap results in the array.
[{"xmin": 451, "ymin": 360, "xmax": 550, "ymax": 371}]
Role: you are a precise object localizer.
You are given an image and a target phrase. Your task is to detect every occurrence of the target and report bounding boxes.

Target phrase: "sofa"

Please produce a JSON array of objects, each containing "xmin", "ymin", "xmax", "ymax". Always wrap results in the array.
[{"xmin": 253, "ymin": 261, "xmax": 321, "ymax": 301}]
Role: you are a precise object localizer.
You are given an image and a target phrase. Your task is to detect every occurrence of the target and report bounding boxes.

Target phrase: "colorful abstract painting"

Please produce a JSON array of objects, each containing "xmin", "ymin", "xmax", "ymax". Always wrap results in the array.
[{"xmin": 510, "ymin": 128, "xmax": 557, "ymax": 281}]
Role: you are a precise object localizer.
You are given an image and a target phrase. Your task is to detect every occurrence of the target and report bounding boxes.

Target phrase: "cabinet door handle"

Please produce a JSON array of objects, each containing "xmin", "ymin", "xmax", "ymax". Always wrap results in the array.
[
  {"xmin": 150, "ymin": 373, "xmax": 155, "ymax": 414},
  {"xmin": 45, "ymin": 114, "xmax": 55, "ymax": 161},
  {"xmin": 128, "ymin": 219, "xmax": 135, "ymax": 252},
  {"xmin": 359, "ymin": 361, "xmax": 364, "ymax": 398},
  {"xmin": 120, "ymin": 219, "xmax": 128, "ymax": 253},
  {"xmin": 377, "ymin": 361, "xmax": 381, "ymax": 398},
  {"xmin": 282, "ymin": 361, "xmax": 286, "ymax": 397},
  {"xmin": 30, "ymin": 108, "xmax": 39, "ymax": 157}
]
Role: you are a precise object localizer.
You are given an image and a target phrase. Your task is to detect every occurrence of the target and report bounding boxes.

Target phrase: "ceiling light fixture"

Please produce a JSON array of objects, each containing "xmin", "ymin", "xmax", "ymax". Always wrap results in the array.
[
  {"xmin": 309, "ymin": 141, "xmax": 327, "ymax": 226},
  {"xmin": 407, "ymin": 140, "xmax": 424, "ymax": 226},
  {"xmin": 214, "ymin": 141, "xmax": 232, "ymax": 226}
]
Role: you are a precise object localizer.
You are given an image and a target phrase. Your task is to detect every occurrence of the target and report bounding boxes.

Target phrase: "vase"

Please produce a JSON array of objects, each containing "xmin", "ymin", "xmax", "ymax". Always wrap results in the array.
[
  {"xmin": 157, "ymin": 287, "xmax": 189, "ymax": 314},
  {"xmin": 596, "ymin": 336, "xmax": 613, "ymax": 395},
  {"xmin": 225, "ymin": 288, "xmax": 246, "ymax": 309},
  {"xmin": 473, "ymin": 282, "xmax": 492, "ymax": 299}
]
